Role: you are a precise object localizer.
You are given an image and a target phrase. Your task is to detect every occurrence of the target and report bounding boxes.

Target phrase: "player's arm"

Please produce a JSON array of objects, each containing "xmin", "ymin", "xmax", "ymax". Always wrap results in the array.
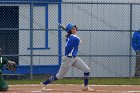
[
  {"xmin": 1, "ymin": 57, "xmax": 16, "ymax": 71},
  {"xmin": 65, "ymin": 37, "xmax": 74, "ymax": 56},
  {"xmin": 72, "ymin": 39, "xmax": 80, "ymax": 57}
]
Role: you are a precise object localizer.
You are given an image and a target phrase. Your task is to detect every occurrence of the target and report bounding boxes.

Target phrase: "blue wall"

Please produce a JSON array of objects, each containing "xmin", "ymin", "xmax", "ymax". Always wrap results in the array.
[{"xmin": 3, "ymin": 65, "xmax": 60, "ymax": 74}]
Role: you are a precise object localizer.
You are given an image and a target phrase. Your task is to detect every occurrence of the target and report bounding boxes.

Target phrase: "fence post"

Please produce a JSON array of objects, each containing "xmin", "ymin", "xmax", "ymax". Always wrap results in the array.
[
  {"xmin": 30, "ymin": 2, "xmax": 34, "ymax": 80},
  {"xmin": 58, "ymin": 2, "xmax": 62, "ymax": 66},
  {"xmin": 129, "ymin": 3, "xmax": 133, "ymax": 78}
]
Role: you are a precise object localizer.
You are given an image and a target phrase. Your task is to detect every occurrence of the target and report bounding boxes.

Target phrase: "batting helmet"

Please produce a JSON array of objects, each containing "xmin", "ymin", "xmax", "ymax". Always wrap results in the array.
[{"xmin": 66, "ymin": 24, "xmax": 76, "ymax": 33}]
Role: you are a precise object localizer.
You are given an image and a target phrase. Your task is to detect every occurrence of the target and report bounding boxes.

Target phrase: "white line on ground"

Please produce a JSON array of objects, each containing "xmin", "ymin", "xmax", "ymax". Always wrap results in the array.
[
  {"xmin": 31, "ymin": 90, "xmax": 42, "ymax": 92},
  {"xmin": 128, "ymin": 91, "xmax": 140, "ymax": 93},
  {"xmin": 9, "ymin": 84, "xmax": 140, "ymax": 87}
]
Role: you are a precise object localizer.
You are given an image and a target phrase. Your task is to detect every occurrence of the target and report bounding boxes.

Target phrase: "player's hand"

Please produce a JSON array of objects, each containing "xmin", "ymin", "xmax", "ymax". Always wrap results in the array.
[
  {"xmin": 62, "ymin": 56, "xmax": 67, "ymax": 61},
  {"xmin": 6, "ymin": 61, "xmax": 16, "ymax": 71}
]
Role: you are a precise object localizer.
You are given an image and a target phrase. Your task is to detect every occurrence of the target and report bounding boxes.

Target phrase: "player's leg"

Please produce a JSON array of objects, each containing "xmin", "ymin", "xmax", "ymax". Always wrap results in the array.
[
  {"xmin": 72, "ymin": 57, "xmax": 90, "ymax": 86},
  {"xmin": 0, "ymin": 75, "xmax": 9, "ymax": 91},
  {"xmin": 135, "ymin": 51, "xmax": 140, "ymax": 77},
  {"xmin": 72, "ymin": 57, "xmax": 94, "ymax": 91},
  {"xmin": 41, "ymin": 74, "xmax": 58, "ymax": 85},
  {"xmin": 41, "ymin": 56, "xmax": 73, "ymax": 86},
  {"xmin": 41, "ymin": 64, "xmax": 71, "ymax": 86}
]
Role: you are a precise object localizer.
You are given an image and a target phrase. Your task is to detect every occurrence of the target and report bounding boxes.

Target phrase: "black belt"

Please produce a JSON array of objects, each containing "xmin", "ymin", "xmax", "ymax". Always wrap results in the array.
[{"xmin": 67, "ymin": 56, "xmax": 76, "ymax": 58}]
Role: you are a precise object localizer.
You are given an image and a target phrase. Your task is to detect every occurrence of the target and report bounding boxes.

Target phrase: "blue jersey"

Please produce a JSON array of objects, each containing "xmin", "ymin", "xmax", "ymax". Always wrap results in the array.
[
  {"xmin": 132, "ymin": 31, "xmax": 140, "ymax": 51},
  {"xmin": 65, "ymin": 34, "xmax": 80, "ymax": 57}
]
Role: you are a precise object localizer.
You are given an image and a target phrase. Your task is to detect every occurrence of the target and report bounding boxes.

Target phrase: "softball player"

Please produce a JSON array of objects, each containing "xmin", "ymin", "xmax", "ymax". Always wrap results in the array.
[
  {"xmin": 0, "ymin": 48, "xmax": 16, "ymax": 91},
  {"xmin": 132, "ymin": 31, "xmax": 140, "ymax": 77},
  {"xmin": 40, "ymin": 24, "xmax": 93, "ymax": 91}
]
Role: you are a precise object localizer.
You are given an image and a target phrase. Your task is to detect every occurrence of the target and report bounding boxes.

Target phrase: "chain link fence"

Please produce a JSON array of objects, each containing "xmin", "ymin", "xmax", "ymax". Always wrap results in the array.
[{"xmin": 0, "ymin": 1, "xmax": 139, "ymax": 80}]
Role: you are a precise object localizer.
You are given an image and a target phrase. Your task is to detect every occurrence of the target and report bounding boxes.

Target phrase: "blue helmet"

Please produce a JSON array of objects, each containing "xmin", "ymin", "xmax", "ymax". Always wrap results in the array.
[{"xmin": 66, "ymin": 24, "xmax": 76, "ymax": 33}]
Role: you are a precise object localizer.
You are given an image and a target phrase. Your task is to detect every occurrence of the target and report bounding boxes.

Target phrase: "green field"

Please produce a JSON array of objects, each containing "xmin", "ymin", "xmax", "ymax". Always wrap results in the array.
[{"xmin": 7, "ymin": 78, "xmax": 140, "ymax": 85}]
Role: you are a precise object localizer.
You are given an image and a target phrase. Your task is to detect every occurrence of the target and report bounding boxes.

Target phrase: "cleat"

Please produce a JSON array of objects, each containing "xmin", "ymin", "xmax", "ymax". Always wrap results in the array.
[
  {"xmin": 82, "ymin": 86, "xmax": 94, "ymax": 92},
  {"xmin": 40, "ymin": 82, "xmax": 47, "ymax": 91}
]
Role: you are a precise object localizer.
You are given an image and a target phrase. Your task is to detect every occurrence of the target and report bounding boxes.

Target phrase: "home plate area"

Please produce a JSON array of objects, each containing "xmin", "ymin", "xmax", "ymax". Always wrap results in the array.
[{"xmin": 2, "ymin": 84, "xmax": 140, "ymax": 93}]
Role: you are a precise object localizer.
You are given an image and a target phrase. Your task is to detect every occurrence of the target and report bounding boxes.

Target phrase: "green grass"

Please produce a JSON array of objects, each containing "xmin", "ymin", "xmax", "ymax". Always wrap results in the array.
[
  {"xmin": 6, "ymin": 78, "xmax": 140, "ymax": 85},
  {"xmin": 92, "ymin": 78, "xmax": 140, "ymax": 85}
]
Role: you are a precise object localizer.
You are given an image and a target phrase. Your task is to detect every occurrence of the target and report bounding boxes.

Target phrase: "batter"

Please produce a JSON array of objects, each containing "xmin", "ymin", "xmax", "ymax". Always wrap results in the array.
[{"xmin": 40, "ymin": 23, "xmax": 93, "ymax": 91}]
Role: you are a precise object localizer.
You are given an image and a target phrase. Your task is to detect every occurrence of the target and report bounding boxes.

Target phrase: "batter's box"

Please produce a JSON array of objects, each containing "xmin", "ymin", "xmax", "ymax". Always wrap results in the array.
[{"xmin": 42, "ymin": 88, "xmax": 95, "ymax": 93}]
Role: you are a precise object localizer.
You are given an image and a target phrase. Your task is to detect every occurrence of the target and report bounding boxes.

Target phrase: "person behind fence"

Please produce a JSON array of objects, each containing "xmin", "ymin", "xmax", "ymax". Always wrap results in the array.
[
  {"xmin": 132, "ymin": 31, "xmax": 140, "ymax": 77},
  {"xmin": 40, "ymin": 23, "xmax": 94, "ymax": 91},
  {"xmin": 0, "ymin": 48, "xmax": 16, "ymax": 91}
]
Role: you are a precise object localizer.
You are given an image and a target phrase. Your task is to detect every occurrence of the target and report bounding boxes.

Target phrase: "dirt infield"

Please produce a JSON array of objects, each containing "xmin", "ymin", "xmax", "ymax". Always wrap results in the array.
[{"xmin": 1, "ymin": 84, "xmax": 140, "ymax": 93}]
